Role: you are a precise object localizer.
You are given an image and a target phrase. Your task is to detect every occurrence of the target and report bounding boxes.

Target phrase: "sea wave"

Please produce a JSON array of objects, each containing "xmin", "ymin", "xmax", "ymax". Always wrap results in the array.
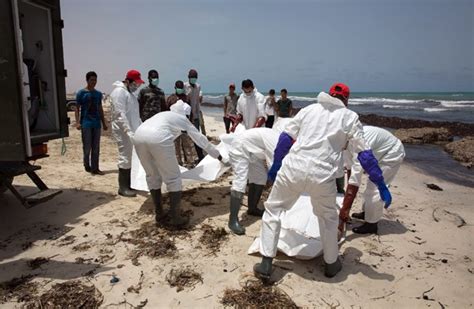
[
  {"xmin": 439, "ymin": 100, "xmax": 474, "ymax": 107},
  {"xmin": 382, "ymin": 105, "xmax": 420, "ymax": 110},
  {"xmin": 424, "ymin": 108, "xmax": 449, "ymax": 112}
]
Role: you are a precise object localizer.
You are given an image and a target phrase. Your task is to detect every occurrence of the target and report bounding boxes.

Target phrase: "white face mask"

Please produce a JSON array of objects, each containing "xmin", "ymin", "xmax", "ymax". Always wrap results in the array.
[{"xmin": 129, "ymin": 82, "xmax": 139, "ymax": 93}]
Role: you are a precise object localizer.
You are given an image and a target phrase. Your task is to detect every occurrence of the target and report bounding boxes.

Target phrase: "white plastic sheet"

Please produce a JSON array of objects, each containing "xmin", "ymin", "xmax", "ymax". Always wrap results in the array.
[{"xmin": 247, "ymin": 194, "xmax": 345, "ymax": 260}]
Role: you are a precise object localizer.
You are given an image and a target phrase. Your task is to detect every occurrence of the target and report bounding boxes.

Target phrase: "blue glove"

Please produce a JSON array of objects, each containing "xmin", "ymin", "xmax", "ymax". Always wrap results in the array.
[
  {"xmin": 357, "ymin": 150, "xmax": 384, "ymax": 184},
  {"xmin": 267, "ymin": 161, "xmax": 281, "ymax": 183},
  {"xmin": 267, "ymin": 132, "xmax": 294, "ymax": 182},
  {"xmin": 377, "ymin": 181, "xmax": 392, "ymax": 208}
]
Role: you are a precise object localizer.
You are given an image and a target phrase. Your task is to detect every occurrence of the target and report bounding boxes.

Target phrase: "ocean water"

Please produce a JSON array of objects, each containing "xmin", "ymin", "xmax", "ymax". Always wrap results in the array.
[{"xmin": 203, "ymin": 92, "xmax": 474, "ymax": 123}]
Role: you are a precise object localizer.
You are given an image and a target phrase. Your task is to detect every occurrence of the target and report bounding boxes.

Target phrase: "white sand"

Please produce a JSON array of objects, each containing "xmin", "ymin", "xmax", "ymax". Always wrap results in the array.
[{"xmin": 0, "ymin": 104, "xmax": 473, "ymax": 308}]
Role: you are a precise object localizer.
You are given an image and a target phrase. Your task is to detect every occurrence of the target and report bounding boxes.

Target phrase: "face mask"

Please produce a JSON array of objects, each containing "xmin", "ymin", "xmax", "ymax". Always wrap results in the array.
[
  {"xmin": 129, "ymin": 83, "xmax": 138, "ymax": 93},
  {"xmin": 189, "ymin": 77, "xmax": 197, "ymax": 84},
  {"xmin": 150, "ymin": 78, "xmax": 159, "ymax": 87},
  {"xmin": 176, "ymin": 88, "xmax": 185, "ymax": 95},
  {"xmin": 244, "ymin": 90, "xmax": 253, "ymax": 97}
]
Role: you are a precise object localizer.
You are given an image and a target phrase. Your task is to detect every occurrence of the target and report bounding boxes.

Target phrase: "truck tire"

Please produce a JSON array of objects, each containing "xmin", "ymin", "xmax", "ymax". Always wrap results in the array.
[
  {"xmin": 66, "ymin": 101, "xmax": 77, "ymax": 112},
  {"xmin": 0, "ymin": 176, "xmax": 13, "ymax": 193}
]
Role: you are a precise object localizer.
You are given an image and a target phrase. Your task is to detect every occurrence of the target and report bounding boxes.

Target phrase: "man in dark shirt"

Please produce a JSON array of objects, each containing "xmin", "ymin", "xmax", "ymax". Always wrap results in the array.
[
  {"xmin": 75, "ymin": 71, "xmax": 108, "ymax": 175},
  {"xmin": 138, "ymin": 69, "xmax": 166, "ymax": 121},
  {"xmin": 276, "ymin": 88, "xmax": 293, "ymax": 118}
]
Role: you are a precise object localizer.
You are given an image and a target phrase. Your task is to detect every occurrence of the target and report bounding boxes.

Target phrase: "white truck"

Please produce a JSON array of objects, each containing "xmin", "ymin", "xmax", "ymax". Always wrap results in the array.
[{"xmin": 0, "ymin": 0, "xmax": 69, "ymax": 207}]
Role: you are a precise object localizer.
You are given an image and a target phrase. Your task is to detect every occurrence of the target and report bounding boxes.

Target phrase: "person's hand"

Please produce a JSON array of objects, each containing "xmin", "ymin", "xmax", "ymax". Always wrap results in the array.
[
  {"xmin": 267, "ymin": 162, "xmax": 281, "ymax": 183},
  {"xmin": 218, "ymin": 155, "xmax": 231, "ymax": 167},
  {"xmin": 377, "ymin": 181, "xmax": 392, "ymax": 208},
  {"xmin": 76, "ymin": 123, "xmax": 81, "ymax": 130},
  {"xmin": 339, "ymin": 206, "xmax": 351, "ymax": 224}
]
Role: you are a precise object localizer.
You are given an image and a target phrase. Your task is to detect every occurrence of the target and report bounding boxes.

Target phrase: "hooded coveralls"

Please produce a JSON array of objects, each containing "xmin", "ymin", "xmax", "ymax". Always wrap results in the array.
[
  {"xmin": 260, "ymin": 92, "xmax": 369, "ymax": 264},
  {"xmin": 110, "ymin": 81, "xmax": 142, "ymax": 169},
  {"xmin": 236, "ymin": 88, "xmax": 266, "ymax": 129},
  {"xmin": 229, "ymin": 128, "xmax": 280, "ymax": 193},
  {"xmin": 132, "ymin": 107, "xmax": 220, "ymax": 192},
  {"xmin": 344, "ymin": 126, "xmax": 405, "ymax": 223}
]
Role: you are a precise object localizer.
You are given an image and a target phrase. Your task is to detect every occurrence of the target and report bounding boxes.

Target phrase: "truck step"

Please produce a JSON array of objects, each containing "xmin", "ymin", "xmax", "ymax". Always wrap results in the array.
[{"xmin": 24, "ymin": 189, "xmax": 62, "ymax": 208}]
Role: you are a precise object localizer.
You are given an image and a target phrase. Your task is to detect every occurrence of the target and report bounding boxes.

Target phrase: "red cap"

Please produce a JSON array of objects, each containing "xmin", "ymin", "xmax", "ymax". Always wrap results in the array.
[
  {"xmin": 126, "ymin": 70, "xmax": 144, "ymax": 84},
  {"xmin": 329, "ymin": 83, "xmax": 350, "ymax": 100}
]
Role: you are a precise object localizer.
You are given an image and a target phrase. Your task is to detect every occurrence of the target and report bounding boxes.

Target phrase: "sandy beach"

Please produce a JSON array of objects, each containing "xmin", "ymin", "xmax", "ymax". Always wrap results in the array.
[{"xmin": 0, "ymin": 104, "xmax": 473, "ymax": 308}]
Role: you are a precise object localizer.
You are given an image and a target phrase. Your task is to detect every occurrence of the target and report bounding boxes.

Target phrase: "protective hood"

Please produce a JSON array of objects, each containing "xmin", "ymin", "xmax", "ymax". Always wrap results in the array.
[
  {"xmin": 317, "ymin": 91, "xmax": 346, "ymax": 108},
  {"xmin": 170, "ymin": 100, "xmax": 191, "ymax": 116},
  {"xmin": 112, "ymin": 80, "xmax": 127, "ymax": 90}
]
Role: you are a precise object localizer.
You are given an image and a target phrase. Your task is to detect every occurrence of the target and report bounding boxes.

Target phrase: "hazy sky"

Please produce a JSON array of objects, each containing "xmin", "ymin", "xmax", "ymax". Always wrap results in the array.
[{"xmin": 61, "ymin": 0, "xmax": 473, "ymax": 94}]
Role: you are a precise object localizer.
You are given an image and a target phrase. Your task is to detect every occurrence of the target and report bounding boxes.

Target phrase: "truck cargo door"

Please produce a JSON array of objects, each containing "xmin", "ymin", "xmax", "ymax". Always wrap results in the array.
[{"xmin": 0, "ymin": 0, "xmax": 27, "ymax": 161}]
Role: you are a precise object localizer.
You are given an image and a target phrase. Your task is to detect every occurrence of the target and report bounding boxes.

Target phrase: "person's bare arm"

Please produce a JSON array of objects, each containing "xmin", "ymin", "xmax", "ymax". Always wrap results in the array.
[
  {"xmin": 100, "ymin": 104, "xmax": 108, "ymax": 130},
  {"xmin": 74, "ymin": 105, "xmax": 81, "ymax": 130},
  {"xmin": 223, "ymin": 96, "xmax": 228, "ymax": 116}
]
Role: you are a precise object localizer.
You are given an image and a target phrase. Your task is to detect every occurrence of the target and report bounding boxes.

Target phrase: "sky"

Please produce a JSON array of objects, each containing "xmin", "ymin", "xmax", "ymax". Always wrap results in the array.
[{"xmin": 61, "ymin": 0, "xmax": 474, "ymax": 94}]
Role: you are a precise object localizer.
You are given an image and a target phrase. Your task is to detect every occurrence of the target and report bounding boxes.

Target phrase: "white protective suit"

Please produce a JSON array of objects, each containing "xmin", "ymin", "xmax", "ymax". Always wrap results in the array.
[
  {"xmin": 344, "ymin": 126, "xmax": 405, "ymax": 223},
  {"xmin": 236, "ymin": 88, "xmax": 266, "ymax": 129},
  {"xmin": 229, "ymin": 128, "xmax": 279, "ymax": 193},
  {"xmin": 110, "ymin": 81, "xmax": 142, "ymax": 169},
  {"xmin": 260, "ymin": 92, "xmax": 369, "ymax": 264},
  {"xmin": 132, "ymin": 101, "xmax": 220, "ymax": 192}
]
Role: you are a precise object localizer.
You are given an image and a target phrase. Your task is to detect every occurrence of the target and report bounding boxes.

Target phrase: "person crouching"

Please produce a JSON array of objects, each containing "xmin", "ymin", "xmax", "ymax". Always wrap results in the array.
[{"xmin": 132, "ymin": 100, "xmax": 227, "ymax": 227}]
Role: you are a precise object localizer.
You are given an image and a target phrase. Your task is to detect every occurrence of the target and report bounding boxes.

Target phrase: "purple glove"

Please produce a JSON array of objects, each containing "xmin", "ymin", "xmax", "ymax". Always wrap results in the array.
[
  {"xmin": 268, "ymin": 132, "xmax": 294, "ymax": 182},
  {"xmin": 358, "ymin": 150, "xmax": 392, "ymax": 208},
  {"xmin": 357, "ymin": 150, "xmax": 384, "ymax": 184}
]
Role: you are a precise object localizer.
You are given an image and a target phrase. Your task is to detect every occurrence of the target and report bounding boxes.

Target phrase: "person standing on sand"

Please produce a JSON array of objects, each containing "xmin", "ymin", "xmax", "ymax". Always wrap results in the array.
[
  {"xmin": 132, "ymin": 100, "xmax": 228, "ymax": 226},
  {"xmin": 167, "ymin": 81, "xmax": 196, "ymax": 166},
  {"xmin": 75, "ymin": 71, "xmax": 108, "ymax": 175},
  {"xmin": 110, "ymin": 70, "xmax": 144, "ymax": 197},
  {"xmin": 253, "ymin": 83, "xmax": 392, "ymax": 280},
  {"xmin": 264, "ymin": 89, "xmax": 276, "ymax": 128},
  {"xmin": 339, "ymin": 125, "xmax": 405, "ymax": 235},
  {"xmin": 184, "ymin": 69, "xmax": 205, "ymax": 162},
  {"xmin": 137, "ymin": 69, "xmax": 166, "ymax": 122},
  {"xmin": 223, "ymin": 83, "xmax": 238, "ymax": 133},
  {"xmin": 275, "ymin": 88, "xmax": 293, "ymax": 118},
  {"xmin": 231, "ymin": 79, "xmax": 266, "ymax": 131}
]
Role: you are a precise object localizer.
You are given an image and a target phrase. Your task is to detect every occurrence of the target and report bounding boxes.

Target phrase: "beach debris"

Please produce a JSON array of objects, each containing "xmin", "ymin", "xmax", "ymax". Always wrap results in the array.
[
  {"xmin": 370, "ymin": 291, "xmax": 396, "ymax": 300},
  {"xmin": 27, "ymin": 257, "xmax": 50, "ymax": 270},
  {"xmin": 432, "ymin": 208, "xmax": 467, "ymax": 227},
  {"xmin": 166, "ymin": 267, "xmax": 203, "ymax": 292},
  {"xmin": 426, "ymin": 183, "xmax": 443, "ymax": 191},
  {"xmin": 72, "ymin": 242, "xmax": 92, "ymax": 252},
  {"xmin": 199, "ymin": 224, "xmax": 228, "ymax": 254},
  {"xmin": 416, "ymin": 286, "xmax": 435, "ymax": 301},
  {"xmin": 25, "ymin": 281, "xmax": 103, "ymax": 308},
  {"xmin": 0, "ymin": 275, "xmax": 38, "ymax": 304},
  {"xmin": 110, "ymin": 275, "xmax": 120, "ymax": 284},
  {"xmin": 127, "ymin": 271, "xmax": 144, "ymax": 294},
  {"xmin": 128, "ymin": 237, "xmax": 177, "ymax": 266},
  {"xmin": 58, "ymin": 235, "xmax": 76, "ymax": 246},
  {"xmin": 221, "ymin": 280, "xmax": 299, "ymax": 308}
]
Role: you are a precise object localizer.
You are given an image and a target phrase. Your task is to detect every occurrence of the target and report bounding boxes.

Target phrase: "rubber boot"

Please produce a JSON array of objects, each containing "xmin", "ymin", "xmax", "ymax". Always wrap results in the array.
[
  {"xmin": 353, "ymin": 222, "xmax": 378, "ymax": 234},
  {"xmin": 324, "ymin": 257, "xmax": 342, "ymax": 278},
  {"xmin": 351, "ymin": 211, "xmax": 365, "ymax": 220},
  {"xmin": 336, "ymin": 177, "xmax": 345, "ymax": 194},
  {"xmin": 247, "ymin": 184, "xmax": 264, "ymax": 217},
  {"xmin": 228, "ymin": 190, "xmax": 245, "ymax": 235},
  {"xmin": 169, "ymin": 191, "xmax": 189, "ymax": 227},
  {"xmin": 118, "ymin": 168, "xmax": 137, "ymax": 197},
  {"xmin": 253, "ymin": 256, "xmax": 273, "ymax": 281},
  {"xmin": 150, "ymin": 189, "xmax": 165, "ymax": 222}
]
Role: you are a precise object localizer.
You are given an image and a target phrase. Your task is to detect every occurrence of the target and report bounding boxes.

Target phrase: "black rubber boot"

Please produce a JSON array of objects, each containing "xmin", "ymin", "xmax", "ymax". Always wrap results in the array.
[
  {"xmin": 169, "ymin": 191, "xmax": 189, "ymax": 227},
  {"xmin": 253, "ymin": 256, "xmax": 273, "ymax": 281},
  {"xmin": 336, "ymin": 177, "xmax": 345, "ymax": 194},
  {"xmin": 352, "ymin": 222, "xmax": 378, "ymax": 234},
  {"xmin": 247, "ymin": 183, "xmax": 264, "ymax": 217},
  {"xmin": 228, "ymin": 190, "xmax": 245, "ymax": 235},
  {"xmin": 118, "ymin": 168, "xmax": 137, "ymax": 197},
  {"xmin": 324, "ymin": 257, "xmax": 342, "ymax": 278},
  {"xmin": 150, "ymin": 189, "xmax": 165, "ymax": 222},
  {"xmin": 351, "ymin": 211, "xmax": 365, "ymax": 220}
]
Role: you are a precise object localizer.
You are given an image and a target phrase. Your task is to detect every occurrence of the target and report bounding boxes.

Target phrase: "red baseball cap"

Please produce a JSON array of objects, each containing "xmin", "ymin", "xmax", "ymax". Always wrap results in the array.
[
  {"xmin": 126, "ymin": 70, "xmax": 144, "ymax": 84},
  {"xmin": 329, "ymin": 83, "xmax": 350, "ymax": 100}
]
